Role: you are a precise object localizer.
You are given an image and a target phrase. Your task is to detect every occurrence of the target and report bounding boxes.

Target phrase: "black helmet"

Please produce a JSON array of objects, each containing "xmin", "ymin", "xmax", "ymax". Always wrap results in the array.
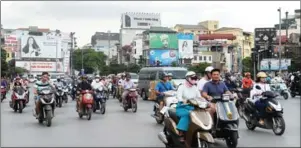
[
  {"xmin": 159, "ymin": 72, "xmax": 168, "ymax": 81},
  {"xmin": 125, "ymin": 73, "xmax": 131, "ymax": 79},
  {"xmin": 225, "ymin": 72, "xmax": 231, "ymax": 78},
  {"xmin": 80, "ymin": 75, "xmax": 88, "ymax": 79}
]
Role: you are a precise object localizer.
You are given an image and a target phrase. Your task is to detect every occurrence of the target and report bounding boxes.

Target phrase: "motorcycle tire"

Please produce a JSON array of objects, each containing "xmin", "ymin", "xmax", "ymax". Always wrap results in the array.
[
  {"xmin": 78, "ymin": 112, "xmax": 83, "ymax": 118},
  {"xmin": 225, "ymin": 131, "xmax": 238, "ymax": 148},
  {"xmin": 14, "ymin": 103, "xmax": 18, "ymax": 112},
  {"xmin": 283, "ymin": 92, "xmax": 289, "ymax": 100},
  {"xmin": 19, "ymin": 101, "xmax": 23, "ymax": 113},
  {"xmin": 291, "ymin": 92, "xmax": 296, "ymax": 98},
  {"xmin": 65, "ymin": 96, "xmax": 68, "ymax": 103},
  {"xmin": 45, "ymin": 110, "xmax": 52, "ymax": 127},
  {"xmin": 87, "ymin": 108, "xmax": 92, "ymax": 120},
  {"xmin": 101, "ymin": 103, "xmax": 106, "ymax": 114},
  {"xmin": 245, "ymin": 121, "xmax": 256, "ymax": 130},
  {"xmin": 59, "ymin": 98, "xmax": 62, "ymax": 108},
  {"xmin": 132, "ymin": 101, "xmax": 137, "ymax": 113},
  {"xmin": 93, "ymin": 102, "xmax": 97, "ymax": 113},
  {"xmin": 272, "ymin": 117, "xmax": 286, "ymax": 136}
]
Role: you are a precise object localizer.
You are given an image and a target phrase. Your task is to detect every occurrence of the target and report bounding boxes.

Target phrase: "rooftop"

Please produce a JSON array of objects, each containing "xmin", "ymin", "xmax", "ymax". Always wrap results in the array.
[
  {"xmin": 17, "ymin": 28, "xmax": 50, "ymax": 32},
  {"xmin": 214, "ymin": 27, "xmax": 242, "ymax": 32},
  {"xmin": 174, "ymin": 24, "xmax": 208, "ymax": 30},
  {"xmin": 143, "ymin": 26, "xmax": 177, "ymax": 34},
  {"xmin": 91, "ymin": 32, "xmax": 120, "ymax": 46}
]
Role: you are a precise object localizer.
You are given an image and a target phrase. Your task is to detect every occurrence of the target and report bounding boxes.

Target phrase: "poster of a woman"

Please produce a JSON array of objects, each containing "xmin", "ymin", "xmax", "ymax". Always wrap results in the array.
[{"xmin": 22, "ymin": 36, "xmax": 41, "ymax": 57}]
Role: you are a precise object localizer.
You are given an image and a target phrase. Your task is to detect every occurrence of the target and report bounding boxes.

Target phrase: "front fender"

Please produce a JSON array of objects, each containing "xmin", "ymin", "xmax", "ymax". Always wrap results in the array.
[
  {"xmin": 198, "ymin": 132, "xmax": 215, "ymax": 143},
  {"xmin": 223, "ymin": 122, "xmax": 239, "ymax": 131}
]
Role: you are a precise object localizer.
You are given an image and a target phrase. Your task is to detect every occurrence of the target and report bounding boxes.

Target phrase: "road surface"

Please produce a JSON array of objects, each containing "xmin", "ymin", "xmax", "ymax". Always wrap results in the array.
[{"xmin": 1, "ymin": 89, "xmax": 300, "ymax": 147}]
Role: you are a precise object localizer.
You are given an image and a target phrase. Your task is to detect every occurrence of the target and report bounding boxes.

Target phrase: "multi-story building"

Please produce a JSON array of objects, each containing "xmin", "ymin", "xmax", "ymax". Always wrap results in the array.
[
  {"xmin": 198, "ymin": 20, "xmax": 219, "ymax": 34},
  {"xmin": 173, "ymin": 24, "xmax": 208, "ymax": 35}
]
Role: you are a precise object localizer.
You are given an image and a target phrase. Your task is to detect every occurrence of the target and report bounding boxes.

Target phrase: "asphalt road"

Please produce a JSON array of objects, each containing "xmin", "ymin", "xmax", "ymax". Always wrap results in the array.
[{"xmin": 1, "ymin": 88, "xmax": 300, "ymax": 147}]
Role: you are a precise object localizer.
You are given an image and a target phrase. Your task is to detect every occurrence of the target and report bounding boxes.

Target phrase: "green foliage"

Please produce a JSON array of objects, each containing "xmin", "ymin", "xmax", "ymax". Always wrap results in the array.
[
  {"xmin": 14, "ymin": 67, "xmax": 28, "ymax": 75},
  {"xmin": 1, "ymin": 48, "xmax": 8, "ymax": 76},
  {"xmin": 188, "ymin": 63, "xmax": 211, "ymax": 75},
  {"xmin": 171, "ymin": 61, "xmax": 177, "ymax": 67},
  {"xmin": 242, "ymin": 57, "xmax": 253, "ymax": 75}
]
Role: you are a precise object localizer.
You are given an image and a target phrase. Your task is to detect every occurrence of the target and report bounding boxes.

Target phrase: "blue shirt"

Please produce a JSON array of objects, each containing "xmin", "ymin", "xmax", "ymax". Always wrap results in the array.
[
  {"xmin": 155, "ymin": 81, "xmax": 173, "ymax": 96},
  {"xmin": 202, "ymin": 81, "xmax": 229, "ymax": 96}
]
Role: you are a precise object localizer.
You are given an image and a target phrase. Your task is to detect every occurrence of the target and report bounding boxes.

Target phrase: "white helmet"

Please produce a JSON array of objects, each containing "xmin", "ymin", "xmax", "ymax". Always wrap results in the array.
[
  {"xmin": 205, "ymin": 66, "xmax": 214, "ymax": 72},
  {"xmin": 185, "ymin": 71, "xmax": 196, "ymax": 77},
  {"xmin": 95, "ymin": 75, "xmax": 100, "ymax": 78},
  {"xmin": 167, "ymin": 73, "xmax": 173, "ymax": 77}
]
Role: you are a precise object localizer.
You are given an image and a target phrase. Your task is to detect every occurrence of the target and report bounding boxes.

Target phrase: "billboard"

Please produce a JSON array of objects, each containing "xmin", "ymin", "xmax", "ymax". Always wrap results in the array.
[
  {"xmin": 149, "ymin": 33, "xmax": 178, "ymax": 49},
  {"xmin": 254, "ymin": 28, "xmax": 277, "ymax": 45},
  {"xmin": 177, "ymin": 33, "xmax": 193, "ymax": 59},
  {"xmin": 4, "ymin": 34, "xmax": 18, "ymax": 52},
  {"xmin": 121, "ymin": 12, "xmax": 161, "ymax": 29},
  {"xmin": 149, "ymin": 49, "xmax": 178, "ymax": 66},
  {"xmin": 21, "ymin": 35, "xmax": 62, "ymax": 58},
  {"xmin": 260, "ymin": 58, "xmax": 291, "ymax": 71},
  {"xmin": 15, "ymin": 61, "xmax": 63, "ymax": 72}
]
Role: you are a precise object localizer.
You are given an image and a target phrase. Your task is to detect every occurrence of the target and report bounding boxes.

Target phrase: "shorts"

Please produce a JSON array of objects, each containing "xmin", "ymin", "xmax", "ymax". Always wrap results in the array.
[{"xmin": 156, "ymin": 95, "xmax": 164, "ymax": 103}]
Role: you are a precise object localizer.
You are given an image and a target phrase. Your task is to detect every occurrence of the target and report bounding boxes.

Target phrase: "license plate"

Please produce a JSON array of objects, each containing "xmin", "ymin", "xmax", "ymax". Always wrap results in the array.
[{"xmin": 160, "ymin": 106, "xmax": 168, "ymax": 114}]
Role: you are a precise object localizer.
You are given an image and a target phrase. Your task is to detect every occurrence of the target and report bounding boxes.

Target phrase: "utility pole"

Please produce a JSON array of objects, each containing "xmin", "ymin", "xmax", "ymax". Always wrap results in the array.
[
  {"xmin": 107, "ymin": 30, "xmax": 111, "ymax": 65},
  {"xmin": 69, "ymin": 32, "xmax": 75, "ymax": 76},
  {"xmin": 285, "ymin": 11, "xmax": 289, "ymax": 39},
  {"xmin": 278, "ymin": 7, "xmax": 282, "ymax": 74}
]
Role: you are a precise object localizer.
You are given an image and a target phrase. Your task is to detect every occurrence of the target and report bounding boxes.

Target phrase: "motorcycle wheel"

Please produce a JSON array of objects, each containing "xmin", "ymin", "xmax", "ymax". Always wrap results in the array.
[
  {"xmin": 101, "ymin": 102, "xmax": 106, "ymax": 114},
  {"xmin": 245, "ymin": 121, "xmax": 256, "ymax": 130},
  {"xmin": 65, "ymin": 96, "xmax": 68, "ymax": 103},
  {"xmin": 87, "ymin": 108, "xmax": 92, "ymax": 120},
  {"xmin": 198, "ymin": 139, "xmax": 209, "ymax": 148},
  {"xmin": 123, "ymin": 103, "xmax": 128, "ymax": 112},
  {"xmin": 272, "ymin": 117, "xmax": 286, "ymax": 136},
  {"xmin": 93, "ymin": 101, "xmax": 97, "ymax": 113},
  {"xmin": 291, "ymin": 92, "xmax": 296, "ymax": 98},
  {"xmin": 283, "ymin": 92, "xmax": 289, "ymax": 100},
  {"xmin": 19, "ymin": 101, "xmax": 23, "ymax": 113},
  {"xmin": 59, "ymin": 97, "xmax": 62, "ymax": 108},
  {"xmin": 131, "ymin": 101, "xmax": 137, "ymax": 113},
  {"xmin": 225, "ymin": 131, "xmax": 238, "ymax": 148},
  {"xmin": 45, "ymin": 110, "xmax": 52, "ymax": 127},
  {"xmin": 14, "ymin": 102, "xmax": 18, "ymax": 112},
  {"xmin": 78, "ymin": 112, "xmax": 83, "ymax": 118}
]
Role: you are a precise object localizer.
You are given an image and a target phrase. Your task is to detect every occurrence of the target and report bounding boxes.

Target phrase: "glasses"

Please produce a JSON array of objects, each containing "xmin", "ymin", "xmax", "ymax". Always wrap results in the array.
[{"xmin": 190, "ymin": 76, "xmax": 198, "ymax": 80}]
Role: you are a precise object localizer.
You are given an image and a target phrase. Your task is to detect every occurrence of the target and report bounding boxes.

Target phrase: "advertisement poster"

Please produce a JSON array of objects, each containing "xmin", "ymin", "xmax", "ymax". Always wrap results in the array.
[
  {"xmin": 15, "ymin": 61, "xmax": 63, "ymax": 72},
  {"xmin": 254, "ymin": 28, "xmax": 277, "ymax": 45},
  {"xmin": 149, "ymin": 33, "xmax": 178, "ymax": 49},
  {"xmin": 177, "ymin": 33, "xmax": 193, "ymax": 59},
  {"xmin": 4, "ymin": 34, "xmax": 18, "ymax": 52},
  {"xmin": 149, "ymin": 50, "xmax": 178, "ymax": 66},
  {"xmin": 122, "ymin": 12, "xmax": 161, "ymax": 29},
  {"xmin": 260, "ymin": 59, "xmax": 291, "ymax": 71},
  {"xmin": 21, "ymin": 35, "xmax": 62, "ymax": 58}
]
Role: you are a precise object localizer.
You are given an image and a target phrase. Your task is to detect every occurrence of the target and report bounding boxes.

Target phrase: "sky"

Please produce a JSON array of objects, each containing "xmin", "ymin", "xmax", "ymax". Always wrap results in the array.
[{"xmin": 1, "ymin": 1, "xmax": 300, "ymax": 47}]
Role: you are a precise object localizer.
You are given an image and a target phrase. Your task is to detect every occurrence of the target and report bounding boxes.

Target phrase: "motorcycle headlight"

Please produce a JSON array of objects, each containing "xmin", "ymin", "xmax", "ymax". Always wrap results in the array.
[{"xmin": 85, "ymin": 94, "xmax": 93, "ymax": 100}]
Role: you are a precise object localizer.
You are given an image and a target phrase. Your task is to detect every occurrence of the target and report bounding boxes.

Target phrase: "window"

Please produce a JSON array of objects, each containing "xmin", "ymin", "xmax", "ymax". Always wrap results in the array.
[
  {"xmin": 204, "ymin": 56, "xmax": 207, "ymax": 61},
  {"xmin": 208, "ymin": 56, "xmax": 212, "ymax": 61},
  {"xmin": 149, "ymin": 71, "xmax": 157, "ymax": 80},
  {"xmin": 214, "ymin": 24, "xmax": 218, "ymax": 29},
  {"xmin": 194, "ymin": 56, "xmax": 197, "ymax": 60},
  {"xmin": 165, "ymin": 70, "xmax": 187, "ymax": 79},
  {"xmin": 199, "ymin": 56, "xmax": 202, "ymax": 61},
  {"xmin": 6, "ymin": 53, "xmax": 9, "ymax": 58}
]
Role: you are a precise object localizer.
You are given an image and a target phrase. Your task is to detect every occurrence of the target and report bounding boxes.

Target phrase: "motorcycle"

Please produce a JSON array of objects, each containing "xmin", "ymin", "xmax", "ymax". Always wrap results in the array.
[
  {"xmin": 93, "ymin": 86, "xmax": 106, "ymax": 114},
  {"xmin": 62, "ymin": 85, "xmax": 69, "ymax": 103},
  {"xmin": 123, "ymin": 88, "xmax": 138, "ymax": 113},
  {"xmin": 242, "ymin": 85, "xmax": 285, "ymax": 136},
  {"xmin": 72, "ymin": 84, "xmax": 77, "ymax": 101},
  {"xmin": 78, "ymin": 90, "xmax": 94, "ymax": 120},
  {"xmin": 158, "ymin": 99, "xmax": 213, "ymax": 148},
  {"xmin": 24, "ymin": 86, "xmax": 30, "ymax": 104},
  {"xmin": 117, "ymin": 85, "xmax": 123, "ymax": 102},
  {"xmin": 68, "ymin": 83, "xmax": 73, "ymax": 95},
  {"xmin": 1, "ymin": 86, "xmax": 7, "ymax": 102},
  {"xmin": 151, "ymin": 90, "xmax": 178, "ymax": 124},
  {"xmin": 10, "ymin": 86, "xmax": 27, "ymax": 113},
  {"xmin": 35, "ymin": 87, "xmax": 55, "ymax": 127},
  {"xmin": 270, "ymin": 82, "xmax": 289, "ymax": 100},
  {"xmin": 230, "ymin": 88, "xmax": 245, "ymax": 118},
  {"xmin": 111, "ymin": 84, "xmax": 117, "ymax": 98},
  {"xmin": 55, "ymin": 86, "xmax": 64, "ymax": 107},
  {"xmin": 211, "ymin": 94, "xmax": 239, "ymax": 148}
]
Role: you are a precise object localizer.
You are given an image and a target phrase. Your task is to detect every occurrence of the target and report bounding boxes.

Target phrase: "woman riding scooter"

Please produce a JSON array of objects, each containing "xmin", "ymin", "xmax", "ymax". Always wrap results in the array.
[
  {"xmin": 175, "ymin": 71, "xmax": 209, "ymax": 143},
  {"xmin": 250, "ymin": 72, "xmax": 271, "ymax": 125}
]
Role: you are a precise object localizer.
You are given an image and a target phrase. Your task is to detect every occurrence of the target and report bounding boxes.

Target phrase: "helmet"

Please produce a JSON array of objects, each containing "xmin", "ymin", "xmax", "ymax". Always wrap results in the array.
[
  {"xmin": 205, "ymin": 66, "xmax": 214, "ymax": 73},
  {"xmin": 257, "ymin": 72, "xmax": 267, "ymax": 78},
  {"xmin": 245, "ymin": 72, "xmax": 251, "ymax": 76},
  {"xmin": 125, "ymin": 73, "xmax": 131, "ymax": 79},
  {"xmin": 95, "ymin": 75, "xmax": 100, "ymax": 78},
  {"xmin": 185, "ymin": 71, "xmax": 196, "ymax": 77},
  {"xmin": 225, "ymin": 72, "xmax": 231, "ymax": 78},
  {"xmin": 159, "ymin": 72, "xmax": 168, "ymax": 80},
  {"xmin": 80, "ymin": 75, "xmax": 88, "ymax": 79},
  {"xmin": 167, "ymin": 73, "xmax": 173, "ymax": 77}
]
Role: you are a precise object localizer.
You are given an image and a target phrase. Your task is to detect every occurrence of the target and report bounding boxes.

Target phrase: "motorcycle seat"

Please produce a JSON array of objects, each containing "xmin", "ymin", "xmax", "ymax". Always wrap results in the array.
[{"xmin": 168, "ymin": 109, "xmax": 179, "ymax": 124}]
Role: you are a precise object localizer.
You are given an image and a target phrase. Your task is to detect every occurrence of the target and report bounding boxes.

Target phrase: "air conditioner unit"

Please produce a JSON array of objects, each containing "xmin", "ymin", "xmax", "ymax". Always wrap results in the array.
[{"xmin": 29, "ymin": 26, "xmax": 38, "ymax": 32}]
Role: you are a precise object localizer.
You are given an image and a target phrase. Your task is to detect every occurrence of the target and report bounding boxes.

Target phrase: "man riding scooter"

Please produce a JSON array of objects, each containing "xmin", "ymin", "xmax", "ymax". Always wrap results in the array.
[
  {"xmin": 197, "ymin": 66, "xmax": 214, "ymax": 95},
  {"xmin": 76, "ymin": 75, "xmax": 93, "ymax": 113},
  {"xmin": 121, "ymin": 73, "xmax": 135, "ymax": 105},
  {"xmin": 10, "ymin": 76, "xmax": 24, "ymax": 106}
]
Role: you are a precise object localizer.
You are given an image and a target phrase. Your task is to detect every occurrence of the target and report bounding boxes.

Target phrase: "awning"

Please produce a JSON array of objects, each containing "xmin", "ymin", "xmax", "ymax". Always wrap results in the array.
[{"xmin": 199, "ymin": 34, "xmax": 236, "ymax": 40}]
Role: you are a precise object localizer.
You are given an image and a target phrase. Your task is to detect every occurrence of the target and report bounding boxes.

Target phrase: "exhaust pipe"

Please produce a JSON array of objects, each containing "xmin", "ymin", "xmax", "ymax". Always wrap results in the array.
[{"xmin": 158, "ymin": 132, "xmax": 168, "ymax": 144}]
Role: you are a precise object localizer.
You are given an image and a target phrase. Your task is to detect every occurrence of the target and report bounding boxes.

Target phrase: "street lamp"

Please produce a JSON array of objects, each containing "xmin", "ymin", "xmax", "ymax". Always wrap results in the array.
[{"xmin": 277, "ymin": 7, "xmax": 282, "ymax": 73}]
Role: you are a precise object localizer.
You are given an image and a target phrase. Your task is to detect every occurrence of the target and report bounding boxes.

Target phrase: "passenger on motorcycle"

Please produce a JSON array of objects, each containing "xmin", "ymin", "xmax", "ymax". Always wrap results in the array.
[
  {"xmin": 201, "ymin": 68, "xmax": 232, "ymax": 119},
  {"xmin": 118, "ymin": 74, "xmax": 125, "ymax": 86},
  {"xmin": 176, "ymin": 71, "xmax": 208, "ymax": 142},
  {"xmin": 54, "ymin": 76, "xmax": 65, "ymax": 87},
  {"xmin": 242, "ymin": 72, "xmax": 253, "ymax": 97},
  {"xmin": 33, "ymin": 72, "xmax": 53, "ymax": 117},
  {"xmin": 91, "ymin": 75, "xmax": 105, "ymax": 98},
  {"xmin": 167, "ymin": 73, "xmax": 177, "ymax": 90},
  {"xmin": 250, "ymin": 72, "xmax": 271, "ymax": 125},
  {"xmin": 76, "ymin": 75, "xmax": 93, "ymax": 113},
  {"xmin": 197, "ymin": 66, "xmax": 214, "ymax": 94},
  {"xmin": 121, "ymin": 73, "xmax": 135, "ymax": 104},
  {"xmin": 154, "ymin": 72, "xmax": 173, "ymax": 114},
  {"xmin": 271, "ymin": 72, "xmax": 284, "ymax": 84},
  {"xmin": 224, "ymin": 72, "xmax": 238, "ymax": 90}
]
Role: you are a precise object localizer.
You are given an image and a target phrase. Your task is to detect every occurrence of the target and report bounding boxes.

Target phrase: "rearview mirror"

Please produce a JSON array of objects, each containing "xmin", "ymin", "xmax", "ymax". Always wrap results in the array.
[{"xmin": 255, "ymin": 85, "xmax": 261, "ymax": 90}]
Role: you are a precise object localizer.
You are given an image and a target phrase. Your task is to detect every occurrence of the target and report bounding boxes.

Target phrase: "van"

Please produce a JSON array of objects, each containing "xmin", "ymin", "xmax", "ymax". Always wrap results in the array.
[{"xmin": 138, "ymin": 67, "xmax": 187, "ymax": 100}]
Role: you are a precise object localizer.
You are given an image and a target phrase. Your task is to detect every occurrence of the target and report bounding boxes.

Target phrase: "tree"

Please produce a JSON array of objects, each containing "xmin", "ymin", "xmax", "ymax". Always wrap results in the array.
[
  {"xmin": 188, "ymin": 63, "xmax": 211, "ymax": 75},
  {"xmin": 127, "ymin": 63, "xmax": 140, "ymax": 73},
  {"xmin": 171, "ymin": 61, "xmax": 178, "ymax": 67},
  {"xmin": 1, "ymin": 48, "xmax": 8, "ymax": 76},
  {"xmin": 242, "ymin": 57, "xmax": 253, "ymax": 75},
  {"xmin": 72, "ymin": 49, "xmax": 107, "ymax": 74}
]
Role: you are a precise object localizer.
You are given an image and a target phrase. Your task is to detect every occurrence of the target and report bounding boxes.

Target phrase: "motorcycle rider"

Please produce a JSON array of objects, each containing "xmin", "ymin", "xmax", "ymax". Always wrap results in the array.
[
  {"xmin": 76, "ymin": 75, "xmax": 93, "ymax": 113},
  {"xmin": 167, "ymin": 73, "xmax": 177, "ymax": 90},
  {"xmin": 224, "ymin": 72, "xmax": 238, "ymax": 90},
  {"xmin": 201, "ymin": 68, "xmax": 232, "ymax": 119},
  {"xmin": 250, "ymin": 72, "xmax": 271, "ymax": 125},
  {"xmin": 176, "ymin": 71, "xmax": 209, "ymax": 143},
  {"xmin": 271, "ymin": 72, "xmax": 284, "ymax": 84},
  {"xmin": 1, "ymin": 76, "xmax": 8, "ymax": 99},
  {"xmin": 242, "ymin": 72, "xmax": 253, "ymax": 97},
  {"xmin": 121, "ymin": 73, "xmax": 135, "ymax": 104},
  {"xmin": 91, "ymin": 75, "xmax": 105, "ymax": 98},
  {"xmin": 154, "ymin": 72, "xmax": 173, "ymax": 115},
  {"xmin": 197, "ymin": 66, "xmax": 214, "ymax": 94},
  {"xmin": 33, "ymin": 72, "xmax": 53, "ymax": 117}
]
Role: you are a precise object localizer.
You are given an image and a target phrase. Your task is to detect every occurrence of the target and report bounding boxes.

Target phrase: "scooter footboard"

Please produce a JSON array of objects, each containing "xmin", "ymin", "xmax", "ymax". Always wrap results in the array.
[{"xmin": 216, "ymin": 101, "xmax": 239, "ymax": 121}]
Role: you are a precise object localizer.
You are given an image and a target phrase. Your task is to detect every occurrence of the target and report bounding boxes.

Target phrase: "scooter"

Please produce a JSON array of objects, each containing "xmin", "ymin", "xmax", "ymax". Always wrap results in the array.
[
  {"xmin": 270, "ymin": 82, "xmax": 289, "ymax": 100},
  {"xmin": 35, "ymin": 87, "xmax": 55, "ymax": 127},
  {"xmin": 123, "ymin": 88, "xmax": 138, "ymax": 113},
  {"xmin": 1, "ymin": 86, "xmax": 7, "ymax": 102},
  {"xmin": 24, "ymin": 86, "xmax": 30, "ymax": 104},
  {"xmin": 211, "ymin": 94, "xmax": 239, "ymax": 148},
  {"xmin": 78, "ymin": 90, "xmax": 94, "ymax": 120},
  {"xmin": 117, "ymin": 86, "xmax": 123, "ymax": 102},
  {"xmin": 151, "ymin": 90, "xmax": 178, "ymax": 124},
  {"xmin": 158, "ymin": 99, "xmax": 214, "ymax": 148},
  {"xmin": 242, "ymin": 85, "xmax": 285, "ymax": 136},
  {"xmin": 10, "ymin": 86, "xmax": 27, "ymax": 113},
  {"xmin": 62, "ymin": 85, "xmax": 69, "ymax": 103},
  {"xmin": 93, "ymin": 86, "xmax": 106, "ymax": 114},
  {"xmin": 55, "ymin": 86, "xmax": 64, "ymax": 107}
]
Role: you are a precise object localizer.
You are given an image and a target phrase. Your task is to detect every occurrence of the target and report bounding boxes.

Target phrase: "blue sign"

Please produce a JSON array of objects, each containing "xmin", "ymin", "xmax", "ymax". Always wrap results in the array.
[
  {"xmin": 149, "ymin": 49, "xmax": 178, "ymax": 66},
  {"xmin": 177, "ymin": 33, "xmax": 194, "ymax": 40}
]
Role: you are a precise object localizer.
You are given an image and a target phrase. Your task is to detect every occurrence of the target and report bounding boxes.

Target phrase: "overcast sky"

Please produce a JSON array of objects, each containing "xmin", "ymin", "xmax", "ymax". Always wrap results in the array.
[{"xmin": 1, "ymin": 1, "xmax": 300, "ymax": 46}]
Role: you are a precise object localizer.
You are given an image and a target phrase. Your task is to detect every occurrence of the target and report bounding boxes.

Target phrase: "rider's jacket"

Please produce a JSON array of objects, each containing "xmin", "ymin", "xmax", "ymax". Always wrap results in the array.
[
  {"xmin": 34, "ymin": 81, "xmax": 51, "ymax": 92},
  {"xmin": 249, "ymin": 83, "xmax": 271, "ymax": 103},
  {"xmin": 122, "ymin": 80, "xmax": 134, "ymax": 90},
  {"xmin": 177, "ymin": 82, "xmax": 202, "ymax": 102},
  {"xmin": 224, "ymin": 79, "xmax": 237, "ymax": 90},
  {"xmin": 91, "ymin": 81, "xmax": 104, "ymax": 90},
  {"xmin": 155, "ymin": 81, "xmax": 173, "ymax": 97},
  {"xmin": 77, "ymin": 81, "xmax": 92, "ymax": 91}
]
